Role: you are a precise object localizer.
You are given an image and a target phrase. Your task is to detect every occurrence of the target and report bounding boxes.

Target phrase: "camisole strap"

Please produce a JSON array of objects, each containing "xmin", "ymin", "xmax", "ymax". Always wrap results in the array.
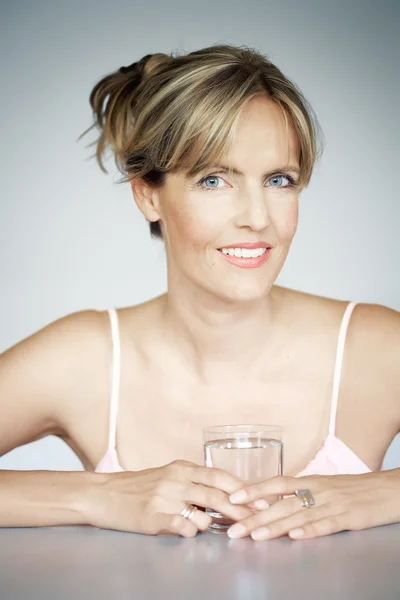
[
  {"xmin": 328, "ymin": 301, "xmax": 358, "ymax": 437},
  {"xmin": 106, "ymin": 308, "xmax": 121, "ymax": 451}
]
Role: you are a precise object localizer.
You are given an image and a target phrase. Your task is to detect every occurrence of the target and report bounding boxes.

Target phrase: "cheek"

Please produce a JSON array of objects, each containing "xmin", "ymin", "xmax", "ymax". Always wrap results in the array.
[
  {"xmin": 272, "ymin": 200, "xmax": 298, "ymax": 242},
  {"xmin": 168, "ymin": 202, "xmax": 220, "ymax": 249}
]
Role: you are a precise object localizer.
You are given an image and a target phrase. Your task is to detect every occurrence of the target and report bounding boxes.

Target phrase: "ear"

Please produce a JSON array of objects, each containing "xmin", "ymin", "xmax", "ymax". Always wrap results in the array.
[{"xmin": 129, "ymin": 176, "xmax": 161, "ymax": 223}]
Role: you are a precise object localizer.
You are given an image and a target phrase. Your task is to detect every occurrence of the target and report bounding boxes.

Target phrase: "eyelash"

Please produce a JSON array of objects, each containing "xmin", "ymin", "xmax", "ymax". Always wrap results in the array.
[{"xmin": 196, "ymin": 173, "xmax": 298, "ymax": 191}]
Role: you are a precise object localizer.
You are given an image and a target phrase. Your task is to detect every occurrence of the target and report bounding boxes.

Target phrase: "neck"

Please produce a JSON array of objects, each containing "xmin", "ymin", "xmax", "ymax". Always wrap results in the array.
[{"xmin": 159, "ymin": 282, "xmax": 286, "ymax": 383}]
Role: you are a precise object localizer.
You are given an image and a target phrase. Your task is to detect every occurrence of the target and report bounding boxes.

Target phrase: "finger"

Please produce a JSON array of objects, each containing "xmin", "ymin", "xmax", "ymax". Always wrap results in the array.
[
  {"xmin": 189, "ymin": 507, "xmax": 212, "ymax": 532},
  {"xmin": 228, "ymin": 495, "xmax": 302, "ymax": 534},
  {"xmin": 229, "ymin": 475, "xmax": 312, "ymax": 504},
  {"xmin": 185, "ymin": 464, "xmax": 246, "ymax": 495},
  {"xmin": 228, "ymin": 505, "xmax": 329, "ymax": 540},
  {"xmin": 151, "ymin": 513, "xmax": 198, "ymax": 538},
  {"xmin": 248, "ymin": 500, "xmax": 270, "ymax": 510},
  {"xmin": 288, "ymin": 514, "xmax": 348, "ymax": 540},
  {"xmin": 186, "ymin": 484, "xmax": 253, "ymax": 522}
]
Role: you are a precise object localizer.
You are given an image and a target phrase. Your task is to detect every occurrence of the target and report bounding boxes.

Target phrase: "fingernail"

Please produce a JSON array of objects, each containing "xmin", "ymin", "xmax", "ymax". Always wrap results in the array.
[
  {"xmin": 253, "ymin": 499, "xmax": 269, "ymax": 510},
  {"xmin": 227, "ymin": 524, "xmax": 246, "ymax": 539},
  {"xmin": 230, "ymin": 490, "xmax": 247, "ymax": 503},
  {"xmin": 289, "ymin": 528, "xmax": 304, "ymax": 538},
  {"xmin": 251, "ymin": 527, "xmax": 270, "ymax": 541}
]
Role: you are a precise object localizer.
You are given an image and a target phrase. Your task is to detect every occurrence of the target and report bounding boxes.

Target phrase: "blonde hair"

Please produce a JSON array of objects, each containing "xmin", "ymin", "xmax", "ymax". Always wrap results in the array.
[{"xmin": 80, "ymin": 44, "xmax": 324, "ymax": 238}]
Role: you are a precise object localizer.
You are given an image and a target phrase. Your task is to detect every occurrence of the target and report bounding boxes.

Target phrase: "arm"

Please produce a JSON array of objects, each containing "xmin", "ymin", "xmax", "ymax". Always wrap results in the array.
[
  {"xmin": 0, "ymin": 310, "xmax": 108, "ymax": 527},
  {"xmin": 0, "ymin": 313, "xmax": 252, "ymax": 535},
  {"xmin": 226, "ymin": 303, "xmax": 400, "ymax": 540},
  {"xmin": 0, "ymin": 463, "xmax": 253, "ymax": 535},
  {"xmin": 0, "ymin": 469, "xmax": 96, "ymax": 527},
  {"xmin": 350, "ymin": 303, "xmax": 400, "ymax": 435}
]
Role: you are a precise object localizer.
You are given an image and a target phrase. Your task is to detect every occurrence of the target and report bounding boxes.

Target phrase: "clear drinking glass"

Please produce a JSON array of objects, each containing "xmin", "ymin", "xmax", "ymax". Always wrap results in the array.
[{"xmin": 203, "ymin": 424, "xmax": 283, "ymax": 533}]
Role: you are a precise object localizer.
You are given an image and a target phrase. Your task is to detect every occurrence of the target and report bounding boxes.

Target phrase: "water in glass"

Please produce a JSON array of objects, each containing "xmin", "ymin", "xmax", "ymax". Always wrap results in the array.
[{"xmin": 204, "ymin": 436, "xmax": 283, "ymax": 532}]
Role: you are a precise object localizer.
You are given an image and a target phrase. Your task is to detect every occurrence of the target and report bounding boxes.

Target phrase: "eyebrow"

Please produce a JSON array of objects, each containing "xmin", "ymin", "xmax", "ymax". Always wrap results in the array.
[{"xmin": 206, "ymin": 164, "xmax": 301, "ymax": 177}]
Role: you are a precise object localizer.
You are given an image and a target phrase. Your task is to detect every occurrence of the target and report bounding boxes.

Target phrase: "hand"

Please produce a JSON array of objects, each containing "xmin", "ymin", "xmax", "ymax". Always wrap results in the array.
[
  {"xmin": 226, "ymin": 470, "xmax": 400, "ymax": 541},
  {"xmin": 86, "ymin": 459, "xmax": 252, "ymax": 537}
]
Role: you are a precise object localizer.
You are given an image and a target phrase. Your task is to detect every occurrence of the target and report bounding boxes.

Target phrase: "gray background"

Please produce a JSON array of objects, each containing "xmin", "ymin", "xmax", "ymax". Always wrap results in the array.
[{"xmin": 0, "ymin": 0, "xmax": 399, "ymax": 471}]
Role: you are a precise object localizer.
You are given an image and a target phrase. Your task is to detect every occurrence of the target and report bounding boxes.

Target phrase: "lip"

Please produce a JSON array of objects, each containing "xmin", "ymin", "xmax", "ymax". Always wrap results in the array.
[
  {"xmin": 217, "ymin": 242, "xmax": 273, "ymax": 250},
  {"xmin": 217, "ymin": 247, "xmax": 272, "ymax": 269}
]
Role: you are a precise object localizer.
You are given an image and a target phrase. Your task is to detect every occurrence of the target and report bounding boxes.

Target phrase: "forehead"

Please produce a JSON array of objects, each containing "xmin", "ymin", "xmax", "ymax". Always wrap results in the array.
[
  {"xmin": 166, "ymin": 95, "xmax": 300, "ymax": 189},
  {"xmin": 225, "ymin": 95, "xmax": 300, "ymax": 169}
]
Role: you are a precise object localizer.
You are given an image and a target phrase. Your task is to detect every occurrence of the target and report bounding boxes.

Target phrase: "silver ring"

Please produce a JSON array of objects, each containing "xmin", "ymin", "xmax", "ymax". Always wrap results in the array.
[
  {"xmin": 295, "ymin": 489, "xmax": 315, "ymax": 508},
  {"xmin": 180, "ymin": 504, "xmax": 198, "ymax": 521}
]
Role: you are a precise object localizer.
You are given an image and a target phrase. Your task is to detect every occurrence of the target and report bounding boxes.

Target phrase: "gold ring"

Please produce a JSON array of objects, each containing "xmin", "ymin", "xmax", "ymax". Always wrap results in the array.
[
  {"xmin": 295, "ymin": 489, "xmax": 316, "ymax": 508},
  {"xmin": 180, "ymin": 504, "xmax": 198, "ymax": 521}
]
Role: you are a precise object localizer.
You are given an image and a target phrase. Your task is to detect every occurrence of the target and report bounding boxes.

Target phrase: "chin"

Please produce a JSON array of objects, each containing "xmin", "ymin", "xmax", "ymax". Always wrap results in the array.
[{"xmin": 214, "ymin": 281, "xmax": 274, "ymax": 304}]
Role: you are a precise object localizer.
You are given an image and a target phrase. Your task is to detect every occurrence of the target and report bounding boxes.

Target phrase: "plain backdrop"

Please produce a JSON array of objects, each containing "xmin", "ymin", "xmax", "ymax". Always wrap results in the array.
[{"xmin": 0, "ymin": 0, "xmax": 399, "ymax": 471}]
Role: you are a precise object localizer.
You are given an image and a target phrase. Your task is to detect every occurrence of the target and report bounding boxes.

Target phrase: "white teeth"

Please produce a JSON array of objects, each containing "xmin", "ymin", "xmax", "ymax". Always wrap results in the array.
[
  {"xmin": 241, "ymin": 249, "xmax": 254, "ymax": 258},
  {"xmin": 220, "ymin": 247, "xmax": 267, "ymax": 258}
]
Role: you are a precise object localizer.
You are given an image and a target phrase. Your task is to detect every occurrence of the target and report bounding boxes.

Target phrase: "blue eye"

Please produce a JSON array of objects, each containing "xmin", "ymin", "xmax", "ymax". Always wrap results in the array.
[
  {"xmin": 196, "ymin": 172, "xmax": 297, "ymax": 191},
  {"xmin": 269, "ymin": 175, "xmax": 288, "ymax": 187},
  {"xmin": 199, "ymin": 175, "xmax": 223, "ymax": 189}
]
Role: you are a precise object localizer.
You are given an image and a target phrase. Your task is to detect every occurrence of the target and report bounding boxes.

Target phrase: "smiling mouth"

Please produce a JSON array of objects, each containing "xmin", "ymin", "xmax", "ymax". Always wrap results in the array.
[{"xmin": 217, "ymin": 247, "xmax": 269, "ymax": 258}]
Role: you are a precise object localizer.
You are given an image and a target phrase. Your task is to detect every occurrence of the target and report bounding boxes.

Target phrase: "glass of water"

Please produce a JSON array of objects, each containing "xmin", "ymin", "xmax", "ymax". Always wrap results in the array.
[{"xmin": 203, "ymin": 424, "xmax": 283, "ymax": 533}]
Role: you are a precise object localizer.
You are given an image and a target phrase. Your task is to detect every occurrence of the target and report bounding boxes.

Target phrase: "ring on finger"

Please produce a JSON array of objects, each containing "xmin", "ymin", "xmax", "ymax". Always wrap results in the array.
[
  {"xmin": 180, "ymin": 504, "xmax": 198, "ymax": 521},
  {"xmin": 294, "ymin": 488, "xmax": 315, "ymax": 508}
]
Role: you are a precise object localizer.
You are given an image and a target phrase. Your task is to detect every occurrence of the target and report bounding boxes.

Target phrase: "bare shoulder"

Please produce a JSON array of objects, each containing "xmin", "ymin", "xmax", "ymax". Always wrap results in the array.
[
  {"xmin": 1, "ymin": 309, "xmax": 111, "ymax": 369},
  {"xmin": 279, "ymin": 286, "xmax": 399, "ymax": 336},
  {"xmin": 338, "ymin": 301, "xmax": 400, "ymax": 372},
  {"xmin": 344, "ymin": 302, "xmax": 400, "ymax": 437},
  {"xmin": 349, "ymin": 301, "xmax": 400, "ymax": 338},
  {"xmin": 277, "ymin": 286, "xmax": 352, "ymax": 332},
  {"xmin": 346, "ymin": 302, "xmax": 400, "ymax": 396},
  {"xmin": 0, "ymin": 309, "xmax": 112, "ymax": 456},
  {"xmin": 279, "ymin": 286, "xmax": 399, "ymax": 378},
  {"xmin": 280, "ymin": 287, "xmax": 400, "ymax": 429}
]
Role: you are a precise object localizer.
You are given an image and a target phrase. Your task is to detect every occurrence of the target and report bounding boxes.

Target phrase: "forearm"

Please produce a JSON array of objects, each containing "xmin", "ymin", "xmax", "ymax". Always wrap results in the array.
[
  {"xmin": 0, "ymin": 469, "xmax": 98, "ymax": 528},
  {"xmin": 376, "ymin": 467, "xmax": 400, "ymax": 522}
]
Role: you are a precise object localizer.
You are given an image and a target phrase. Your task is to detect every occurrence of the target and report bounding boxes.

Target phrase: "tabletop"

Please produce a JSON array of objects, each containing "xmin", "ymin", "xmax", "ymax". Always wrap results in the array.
[{"xmin": 1, "ymin": 523, "xmax": 399, "ymax": 600}]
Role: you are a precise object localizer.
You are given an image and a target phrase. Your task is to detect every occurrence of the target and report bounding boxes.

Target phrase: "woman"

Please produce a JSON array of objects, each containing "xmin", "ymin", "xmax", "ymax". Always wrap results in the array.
[{"xmin": 0, "ymin": 44, "xmax": 399, "ymax": 541}]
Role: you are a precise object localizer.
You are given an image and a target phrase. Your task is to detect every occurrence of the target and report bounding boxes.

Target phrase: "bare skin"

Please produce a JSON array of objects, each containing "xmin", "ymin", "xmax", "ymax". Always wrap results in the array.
[
  {"xmin": 1, "ymin": 94, "xmax": 399, "ymax": 537},
  {"xmin": 1, "ymin": 288, "xmax": 398, "ymax": 477},
  {"xmin": 57, "ymin": 288, "xmax": 399, "ymax": 476}
]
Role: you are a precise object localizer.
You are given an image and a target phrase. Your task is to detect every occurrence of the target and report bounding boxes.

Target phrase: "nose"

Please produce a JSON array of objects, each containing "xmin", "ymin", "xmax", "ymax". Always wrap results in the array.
[{"xmin": 234, "ymin": 187, "xmax": 270, "ymax": 232}]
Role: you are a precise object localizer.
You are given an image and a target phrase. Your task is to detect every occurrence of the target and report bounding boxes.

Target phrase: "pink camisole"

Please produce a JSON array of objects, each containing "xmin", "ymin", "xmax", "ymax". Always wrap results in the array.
[{"xmin": 94, "ymin": 301, "xmax": 372, "ymax": 477}]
